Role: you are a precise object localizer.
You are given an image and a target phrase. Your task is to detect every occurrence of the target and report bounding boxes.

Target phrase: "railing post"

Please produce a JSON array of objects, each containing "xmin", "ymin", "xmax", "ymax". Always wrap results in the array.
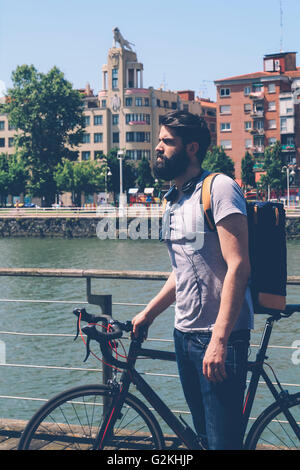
[{"xmin": 86, "ymin": 277, "xmax": 113, "ymax": 418}]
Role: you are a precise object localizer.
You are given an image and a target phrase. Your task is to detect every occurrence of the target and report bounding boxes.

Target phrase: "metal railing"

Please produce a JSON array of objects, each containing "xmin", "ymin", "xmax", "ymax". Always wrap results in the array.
[
  {"xmin": 0, "ymin": 268, "xmax": 300, "ymax": 422},
  {"xmin": 0, "ymin": 205, "xmax": 164, "ymax": 218}
]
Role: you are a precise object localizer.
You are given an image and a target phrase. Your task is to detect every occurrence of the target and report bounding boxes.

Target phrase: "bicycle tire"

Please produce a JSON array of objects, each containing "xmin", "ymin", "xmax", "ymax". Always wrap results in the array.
[
  {"xmin": 18, "ymin": 384, "xmax": 165, "ymax": 450},
  {"xmin": 245, "ymin": 392, "xmax": 300, "ymax": 450}
]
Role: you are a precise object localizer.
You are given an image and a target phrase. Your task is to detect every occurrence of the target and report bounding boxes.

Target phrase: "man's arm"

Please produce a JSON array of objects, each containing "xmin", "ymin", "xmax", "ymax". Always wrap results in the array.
[
  {"xmin": 132, "ymin": 270, "xmax": 176, "ymax": 337},
  {"xmin": 203, "ymin": 213, "xmax": 251, "ymax": 383}
]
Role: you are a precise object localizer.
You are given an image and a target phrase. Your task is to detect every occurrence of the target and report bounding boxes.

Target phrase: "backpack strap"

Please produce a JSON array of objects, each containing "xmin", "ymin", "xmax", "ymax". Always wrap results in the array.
[{"xmin": 200, "ymin": 173, "xmax": 221, "ymax": 231}]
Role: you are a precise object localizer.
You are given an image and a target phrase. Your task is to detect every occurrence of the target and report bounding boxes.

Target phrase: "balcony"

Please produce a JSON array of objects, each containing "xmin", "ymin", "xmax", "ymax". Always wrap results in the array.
[
  {"xmin": 249, "ymin": 91, "xmax": 264, "ymax": 100},
  {"xmin": 281, "ymin": 144, "xmax": 296, "ymax": 152},
  {"xmin": 250, "ymin": 128, "xmax": 265, "ymax": 135},
  {"xmin": 253, "ymin": 161, "xmax": 264, "ymax": 170},
  {"xmin": 252, "ymin": 145, "xmax": 265, "ymax": 154},
  {"xmin": 250, "ymin": 109, "xmax": 264, "ymax": 118}
]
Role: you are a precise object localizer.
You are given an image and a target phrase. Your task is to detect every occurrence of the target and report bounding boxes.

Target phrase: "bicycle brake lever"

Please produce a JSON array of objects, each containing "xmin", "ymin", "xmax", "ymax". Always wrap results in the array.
[
  {"xmin": 83, "ymin": 335, "xmax": 91, "ymax": 362},
  {"xmin": 74, "ymin": 316, "xmax": 80, "ymax": 341}
]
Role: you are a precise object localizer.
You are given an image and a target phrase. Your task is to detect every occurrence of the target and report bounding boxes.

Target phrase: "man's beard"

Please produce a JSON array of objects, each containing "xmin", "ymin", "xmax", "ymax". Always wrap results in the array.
[{"xmin": 153, "ymin": 148, "xmax": 189, "ymax": 181}]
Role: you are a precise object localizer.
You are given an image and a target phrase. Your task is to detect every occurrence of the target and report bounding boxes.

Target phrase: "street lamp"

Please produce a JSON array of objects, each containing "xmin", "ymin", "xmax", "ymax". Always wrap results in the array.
[
  {"xmin": 117, "ymin": 150, "xmax": 125, "ymax": 210},
  {"xmin": 282, "ymin": 165, "xmax": 296, "ymax": 207}
]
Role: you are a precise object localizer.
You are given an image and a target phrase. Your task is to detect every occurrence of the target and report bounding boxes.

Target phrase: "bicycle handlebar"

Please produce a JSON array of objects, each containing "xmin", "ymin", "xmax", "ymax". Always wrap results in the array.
[{"xmin": 73, "ymin": 308, "xmax": 134, "ymax": 368}]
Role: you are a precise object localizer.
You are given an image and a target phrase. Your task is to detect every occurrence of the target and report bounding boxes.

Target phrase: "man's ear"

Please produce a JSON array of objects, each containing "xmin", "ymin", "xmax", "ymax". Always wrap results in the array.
[{"xmin": 186, "ymin": 141, "xmax": 199, "ymax": 157}]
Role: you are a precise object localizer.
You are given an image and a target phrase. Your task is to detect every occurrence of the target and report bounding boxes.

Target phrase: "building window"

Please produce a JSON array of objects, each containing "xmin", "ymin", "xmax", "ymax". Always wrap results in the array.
[
  {"xmin": 245, "ymin": 121, "xmax": 252, "ymax": 130},
  {"xmin": 113, "ymin": 132, "xmax": 119, "ymax": 143},
  {"xmin": 144, "ymin": 97, "xmax": 150, "ymax": 106},
  {"xmin": 126, "ymin": 149, "xmax": 151, "ymax": 160},
  {"xmin": 220, "ymin": 122, "xmax": 231, "ymax": 132},
  {"xmin": 112, "ymin": 114, "xmax": 119, "ymax": 125},
  {"xmin": 0, "ymin": 121, "xmax": 5, "ymax": 131},
  {"xmin": 8, "ymin": 137, "xmax": 14, "ymax": 147},
  {"xmin": 125, "ymin": 97, "xmax": 132, "ymax": 106},
  {"xmin": 210, "ymin": 123, "xmax": 216, "ymax": 132},
  {"xmin": 254, "ymin": 119, "xmax": 264, "ymax": 130},
  {"xmin": 94, "ymin": 115, "xmax": 103, "ymax": 126},
  {"xmin": 220, "ymin": 88, "xmax": 231, "ymax": 97},
  {"xmin": 126, "ymin": 132, "xmax": 150, "ymax": 142},
  {"xmin": 101, "ymin": 100, "xmax": 106, "ymax": 108},
  {"xmin": 0, "ymin": 138, "xmax": 5, "ymax": 147},
  {"xmin": 268, "ymin": 119, "xmax": 276, "ymax": 130},
  {"xmin": 112, "ymin": 68, "xmax": 118, "ymax": 89},
  {"xmin": 220, "ymin": 105, "xmax": 231, "ymax": 114},
  {"xmin": 220, "ymin": 140, "xmax": 232, "ymax": 149},
  {"xmin": 126, "ymin": 113, "xmax": 150, "ymax": 125},
  {"xmin": 245, "ymin": 139, "xmax": 252, "ymax": 149},
  {"xmin": 268, "ymin": 83, "xmax": 276, "ymax": 93},
  {"xmin": 82, "ymin": 151, "xmax": 90, "ymax": 161},
  {"xmin": 163, "ymin": 100, "xmax": 169, "ymax": 108},
  {"xmin": 268, "ymin": 101, "xmax": 276, "ymax": 111},
  {"xmin": 84, "ymin": 116, "xmax": 90, "ymax": 127},
  {"xmin": 268, "ymin": 137, "xmax": 277, "ymax": 146},
  {"xmin": 135, "ymin": 97, "xmax": 143, "ymax": 106},
  {"xmin": 244, "ymin": 87, "xmax": 251, "ymax": 96},
  {"xmin": 94, "ymin": 133, "xmax": 103, "ymax": 143},
  {"xmin": 252, "ymin": 83, "xmax": 263, "ymax": 92},
  {"xmin": 183, "ymin": 104, "xmax": 189, "ymax": 111},
  {"xmin": 280, "ymin": 117, "xmax": 287, "ymax": 132},
  {"xmin": 82, "ymin": 133, "xmax": 90, "ymax": 144},
  {"xmin": 244, "ymin": 103, "xmax": 251, "ymax": 113},
  {"xmin": 8, "ymin": 123, "xmax": 15, "ymax": 131}
]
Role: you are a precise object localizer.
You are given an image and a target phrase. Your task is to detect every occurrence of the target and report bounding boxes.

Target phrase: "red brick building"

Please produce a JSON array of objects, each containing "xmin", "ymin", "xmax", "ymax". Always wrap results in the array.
[{"xmin": 215, "ymin": 52, "xmax": 300, "ymax": 187}]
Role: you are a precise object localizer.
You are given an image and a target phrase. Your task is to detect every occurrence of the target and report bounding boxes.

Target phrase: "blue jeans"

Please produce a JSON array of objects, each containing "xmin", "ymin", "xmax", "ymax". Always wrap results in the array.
[{"xmin": 173, "ymin": 328, "xmax": 250, "ymax": 450}]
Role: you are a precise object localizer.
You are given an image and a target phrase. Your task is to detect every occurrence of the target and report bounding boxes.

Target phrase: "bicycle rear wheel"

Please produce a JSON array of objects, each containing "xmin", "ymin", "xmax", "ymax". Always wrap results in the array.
[
  {"xmin": 18, "ymin": 384, "xmax": 165, "ymax": 450},
  {"xmin": 245, "ymin": 392, "xmax": 300, "ymax": 450}
]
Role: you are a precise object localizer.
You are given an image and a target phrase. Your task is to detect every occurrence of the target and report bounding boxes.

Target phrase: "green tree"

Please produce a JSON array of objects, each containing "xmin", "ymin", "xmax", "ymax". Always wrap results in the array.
[
  {"xmin": 241, "ymin": 151, "xmax": 256, "ymax": 190},
  {"xmin": 7, "ymin": 153, "xmax": 28, "ymax": 198},
  {"xmin": 0, "ymin": 154, "xmax": 9, "ymax": 206},
  {"xmin": 202, "ymin": 146, "xmax": 235, "ymax": 179},
  {"xmin": 258, "ymin": 142, "xmax": 286, "ymax": 198},
  {"xmin": 54, "ymin": 159, "xmax": 104, "ymax": 206},
  {"xmin": 3, "ymin": 64, "xmax": 85, "ymax": 206},
  {"xmin": 136, "ymin": 157, "xmax": 154, "ymax": 191},
  {"xmin": 0, "ymin": 153, "xmax": 28, "ymax": 206}
]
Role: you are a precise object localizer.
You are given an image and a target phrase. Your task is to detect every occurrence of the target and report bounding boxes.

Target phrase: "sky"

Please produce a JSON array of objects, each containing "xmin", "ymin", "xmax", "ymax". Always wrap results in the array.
[{"xmin": 1, "ymin": 0, "xmax": 300, "ymax": 101}]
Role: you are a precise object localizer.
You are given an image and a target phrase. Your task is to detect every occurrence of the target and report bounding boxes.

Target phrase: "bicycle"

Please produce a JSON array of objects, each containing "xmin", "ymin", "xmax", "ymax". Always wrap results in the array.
[{"xmin": 18, "ymin": 304, "xmax": 300, "ymax": 450}]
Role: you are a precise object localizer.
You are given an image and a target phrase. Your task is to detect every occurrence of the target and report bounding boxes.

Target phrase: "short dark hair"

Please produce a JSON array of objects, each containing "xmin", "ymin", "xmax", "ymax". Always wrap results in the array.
[{"xmin": 160, "ymin": 110, "xmax": 211, "ymax": 163}]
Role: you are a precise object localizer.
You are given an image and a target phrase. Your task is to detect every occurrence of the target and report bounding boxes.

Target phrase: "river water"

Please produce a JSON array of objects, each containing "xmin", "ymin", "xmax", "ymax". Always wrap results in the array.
[{"xmin": 0, "ymin": 237, "xmax": 299, "ymax": 434}]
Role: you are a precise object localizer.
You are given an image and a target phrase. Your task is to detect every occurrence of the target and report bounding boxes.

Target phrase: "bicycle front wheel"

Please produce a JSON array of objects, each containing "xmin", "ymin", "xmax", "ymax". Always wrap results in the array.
[
  {"xmin": 245, "ymin": 392, "xmax": 300, "ymax": 450},
  {"xmin": 18, "ymin": 384, "xmax": 164, "ymax": 450}
]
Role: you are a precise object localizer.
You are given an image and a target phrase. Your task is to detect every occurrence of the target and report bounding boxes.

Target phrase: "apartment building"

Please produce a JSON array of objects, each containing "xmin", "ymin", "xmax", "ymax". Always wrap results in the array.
[
  {"xmin": 77, "ymin": 41, "xmax": 216, "ymax": 164},
  {"xmin": 215, "ymin": 52, "xmax": 300, "ymax": 186}
]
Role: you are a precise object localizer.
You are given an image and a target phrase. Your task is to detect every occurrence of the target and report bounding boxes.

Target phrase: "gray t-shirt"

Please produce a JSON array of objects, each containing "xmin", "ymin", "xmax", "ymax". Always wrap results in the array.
[{"xmin": 163, "ymin": 172, "xmax": 254, "ymax": 332}]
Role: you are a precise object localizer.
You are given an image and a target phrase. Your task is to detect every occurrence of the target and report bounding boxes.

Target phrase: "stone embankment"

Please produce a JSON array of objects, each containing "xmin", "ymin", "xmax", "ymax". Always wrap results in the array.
[{"xmin": 0, "ymin": 216, "xmax": 299, "ymax": 239}]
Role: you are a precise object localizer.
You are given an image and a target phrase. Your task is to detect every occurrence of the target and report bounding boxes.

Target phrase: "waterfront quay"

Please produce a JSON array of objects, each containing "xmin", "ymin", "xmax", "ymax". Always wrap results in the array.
[{"xmin": 0, "ymin": 206, "xmax": 300, "ymax": 239}]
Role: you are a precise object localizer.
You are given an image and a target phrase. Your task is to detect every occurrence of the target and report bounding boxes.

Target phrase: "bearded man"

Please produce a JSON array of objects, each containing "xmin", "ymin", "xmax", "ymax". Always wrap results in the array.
[{"xmin": 132, "ymin": 111, "xmax": 253, "ymax": 450}]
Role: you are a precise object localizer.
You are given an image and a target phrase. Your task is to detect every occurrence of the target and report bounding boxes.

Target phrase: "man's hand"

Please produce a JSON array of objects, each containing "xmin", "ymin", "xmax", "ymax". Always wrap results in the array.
[
  {"xmin": 132, "ymin": 310, "xmax": 154, "ymax": 338},
  {"xmin": 203, "ymin": 337, "xmax": 228, "ymax": 383}
]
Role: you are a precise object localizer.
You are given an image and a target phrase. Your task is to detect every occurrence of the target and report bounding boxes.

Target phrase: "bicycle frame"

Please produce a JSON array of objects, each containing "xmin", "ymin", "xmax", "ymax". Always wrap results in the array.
[
  {"xmin": 95, "ymin": 314, "xmax": 298, "ymax": 450},
  {"xmin": 95, "ymin": 341, "xmax": 201, "ymax": 450}
]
